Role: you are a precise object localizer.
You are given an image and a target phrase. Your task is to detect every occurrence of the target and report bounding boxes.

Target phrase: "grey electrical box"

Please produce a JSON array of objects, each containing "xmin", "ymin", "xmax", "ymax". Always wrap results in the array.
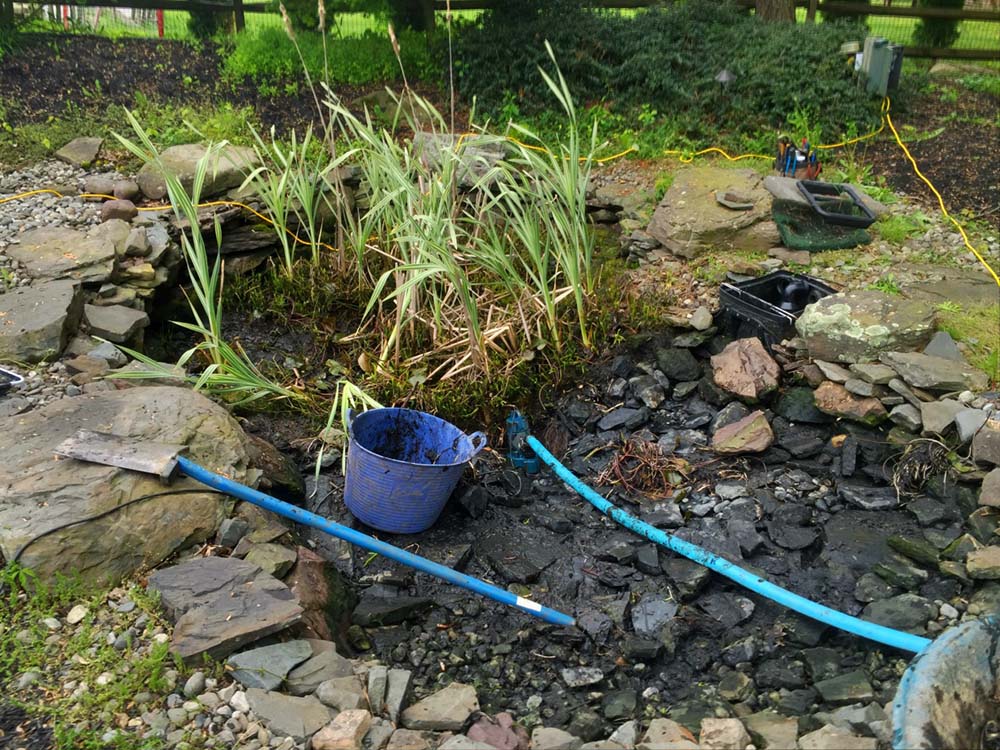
[{"xmin": 861, "ymin": 36, "xmax": 893, "ymax": 97}]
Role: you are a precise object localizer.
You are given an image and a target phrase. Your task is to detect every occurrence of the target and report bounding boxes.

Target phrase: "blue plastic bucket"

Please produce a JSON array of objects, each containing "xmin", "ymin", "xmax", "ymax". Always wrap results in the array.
[
  {"xmin": 344, "ymin": 408, "xmax": 487, "ymax": 534},
  {"xmin": 892, "ymin": 616, "xmax": 1000, "ymax": 750}
]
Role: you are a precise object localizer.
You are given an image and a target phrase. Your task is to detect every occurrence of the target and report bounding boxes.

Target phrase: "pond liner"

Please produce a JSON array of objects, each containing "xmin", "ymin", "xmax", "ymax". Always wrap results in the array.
[{"xmin": 523, "ymin": 432, "xmax": 931, "ymax": 654}]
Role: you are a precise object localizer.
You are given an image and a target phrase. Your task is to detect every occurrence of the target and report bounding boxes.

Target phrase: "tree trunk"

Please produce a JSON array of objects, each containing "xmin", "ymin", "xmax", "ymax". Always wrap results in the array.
[
  {"xmin": 1, "ymin": 0, "xmax": 14, "ymax": 29},
  {"xmin": 756, "ymin": 0, "xmax": 795, "ymax": 22}
]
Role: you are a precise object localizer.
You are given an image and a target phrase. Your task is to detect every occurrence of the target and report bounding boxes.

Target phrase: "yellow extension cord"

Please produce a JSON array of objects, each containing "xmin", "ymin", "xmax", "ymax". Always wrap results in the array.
[{"xmin": 1, "ymin": 98, "xmax": 997, "ymax": 286}]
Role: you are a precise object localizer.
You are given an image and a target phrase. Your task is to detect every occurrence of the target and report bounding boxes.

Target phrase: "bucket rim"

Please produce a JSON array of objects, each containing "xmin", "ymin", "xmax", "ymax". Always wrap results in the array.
[{"xmin": 348, "ymin": 407, "xmax": 486, "ymax": 468}]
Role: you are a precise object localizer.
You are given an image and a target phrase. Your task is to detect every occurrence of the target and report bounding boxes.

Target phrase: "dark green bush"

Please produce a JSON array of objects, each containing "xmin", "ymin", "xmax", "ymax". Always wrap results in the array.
[
  {"xmin": 188, "ymin": 8, "xmax": 222, "ymax": 39},
  {"xmin": 454, "ymin": 0, "xmax": 881, "ymax": 142},
  {"xmin": 914, "ymin": 0, "xmax": 963, "ymax": 49}
]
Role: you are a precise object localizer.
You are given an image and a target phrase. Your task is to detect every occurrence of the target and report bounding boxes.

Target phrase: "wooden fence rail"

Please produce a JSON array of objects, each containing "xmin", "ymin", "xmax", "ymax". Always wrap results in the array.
[{"xmin": 6, "ymin": 0, "xmax": 999, "ymax": 59}]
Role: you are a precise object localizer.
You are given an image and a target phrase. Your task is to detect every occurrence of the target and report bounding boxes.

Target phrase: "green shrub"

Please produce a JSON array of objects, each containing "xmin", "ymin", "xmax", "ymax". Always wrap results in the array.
[
  {"xmin": 223, "ymin": 26, "xmax": 437, "ymax": 85},
  {"xmin": 454, "ymin": 0, "xmax": 880, "ymax": 144},
  {"xmin": 914, "ymin": 0, "xmax": 964, "ymax": 49}
]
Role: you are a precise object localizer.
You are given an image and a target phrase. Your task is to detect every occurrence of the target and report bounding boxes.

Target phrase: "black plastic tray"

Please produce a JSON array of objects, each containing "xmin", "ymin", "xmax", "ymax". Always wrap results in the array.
[
  {"xmin": 796, "ymin": 180, "xmax": 877, "ymax": 229},
  {"xmin": 719, "ymin": 271, "xmax": 838, "ymax": 348},
  {"xmin": 0, "ymin": 367, "xmax": 24, "ymax": 395}
]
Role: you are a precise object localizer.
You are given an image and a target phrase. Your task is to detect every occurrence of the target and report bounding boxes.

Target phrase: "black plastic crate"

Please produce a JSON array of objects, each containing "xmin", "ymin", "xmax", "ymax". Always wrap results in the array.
[
  {"xmin": 719, "ymin": 271, "xmax": 838, "ymax": 348},
  {"xmin": 796, "ymin": 180, "xmax": 877, "ymax": 229},
  {"xmin": 0, "ymin": 367, "xmax": 24, "ymax": 395}
]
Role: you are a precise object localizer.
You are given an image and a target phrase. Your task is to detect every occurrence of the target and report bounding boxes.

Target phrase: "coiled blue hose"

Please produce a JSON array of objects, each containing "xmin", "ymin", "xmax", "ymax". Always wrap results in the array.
[
  {"xmin": 176, "ymin": 456, "xmax": 575, "ymax": 628},
  {"xmin": 526, "ymin": 436, "xmax": 930, "ymax": 654}
]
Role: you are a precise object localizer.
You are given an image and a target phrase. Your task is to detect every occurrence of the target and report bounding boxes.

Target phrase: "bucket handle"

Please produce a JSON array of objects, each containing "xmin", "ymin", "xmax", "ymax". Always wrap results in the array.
[{"xmin": 466, "ymin": 432, "xmax": 487, "ymax": 458}]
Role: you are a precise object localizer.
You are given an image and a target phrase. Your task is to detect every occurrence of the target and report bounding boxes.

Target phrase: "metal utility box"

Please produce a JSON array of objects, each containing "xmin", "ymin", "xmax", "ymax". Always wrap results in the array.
[{"xmin": 861, "ymin": 36, "xmax": 902, "ymax": 97}]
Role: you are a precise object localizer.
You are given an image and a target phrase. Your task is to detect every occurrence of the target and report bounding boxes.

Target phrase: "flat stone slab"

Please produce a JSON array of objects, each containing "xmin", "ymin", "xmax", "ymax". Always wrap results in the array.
[
  {"xmin": 401, "ymin": 682, "xmax": 479, "ymax": 731},
  {"xmin": 55, "ymin": 136, "xmax": 103, "ymax": 167},
  {"xmin": 245, "ymin": 688, "xmax": 335, "ymax": 742},
  {"xmin": 0, "ymin": 387, "xmax": 252, "ymax": 584},
  {"xmin": 477, "ymin": 532, "xmax": 557, "ymax": 583},
  {"xmin": 227, "ymin": 639, "xmax": 313, "ymax": 691},
  {"xmin": 880, "ymin": 351, "xmax": 988, "ymax": 392},
  {"xmin": 137, "ymin": 143, "xmax": 260, "ymax": 200},
  {"xmin": 0, "ymin": 279, "xmax": 82, "ymax": 363},
  {"xmin": 646, "ymin": 166, "xmax": 778, "ymax": 259},
  {"xmin": 7, "ymin": 227, "xmax": 116, "ymax": 283},
  {"xmin": 83, "ymin": 303, "xmax": 149, "ymax": 343},
  {"xmin": 149, "ymin": 556, "xmax": 303, "ymax": 662}
]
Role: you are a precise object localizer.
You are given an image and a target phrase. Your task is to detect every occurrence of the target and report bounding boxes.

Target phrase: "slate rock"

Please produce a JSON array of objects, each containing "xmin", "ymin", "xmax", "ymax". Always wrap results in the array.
[
  {"xmin": 656, "ymin": 347, "xmax": 702, "ymax": 382},
  {"xmin": 0, "ymin": 279, "xmax": 83, "ymax": 363},
  {"xmin": 815, "ymin": 360, "xmax": 853, "ymax": 383},
  {"xmin": 889, "ymin": 404, "xmax": 922, "ymax": 432},
  {"xmin": 602, "ymin": 690, "xmax": 637, "ymax": 721},
  {"xmin": 316, "ymin": 676, "xmax": 367, "ymax": 712},
  {"xmin": 439, "ymin": 737, "xmax": 497, "ymax": 750},
  {"xmin": 244, "ymin": 542, "xmax": 297, "ymax": 578},
  {"xmin": 973, "ymin": 419, "xmax": 1000, "ymax": 466},
  {"xmin": 699, "ymin": 592, "xmax": 755, "ymax": 628},
  {"xmin": 400, "ymin": 682, "xmax": 479, "ymax": 731},
  {"xmin": 285, "ymin": 645, "xmax": 355, "ymax": 696},
  {"xmin": 879, "ymin": 351, "xmax": 988, "ymax": 392},
  {"xmin": 956, "ymin": 408, "xmax": 989, "ymax": 444},
  {"xmin": 477, "ymin": 533, "xmax": 557, "ymax": 583},
  {"xmin": 56, "ymin": 136, "xmax": 103, "ymax": 167},
  {"xmin": 690, "ymin": 306, "xmax": 713, "ymax": 331},
  {"xmin": 352, "ymin": 596, "xmax": 434, "ymax": 626},
  {"xmin": 775, "ymin": 387, "xmax": 830, "ymax": 424},
  {"xmin": 861, "ymin": 593, "xmax": 936, "ymax": 633},
  {"xmin": 630, "ymin": 594, "xmax": 678, "ymax": 636},
  {"xmin": 814, "ymin": 671, "xmax": 874, "ymax": 706},
  {"xmin": 245, "ymin": 687, "xmax": 335, "ymax": 742},
  {"xmin": 981, "ymin": 470, "xmax": 1000, "ymax": 508},
  {"xmin": 922, "ymin": 330, "xmax": 965, "ymax": 362},
  {"xmin": 919, "ymin": 399, "xmax": 964, "ymax": 436},
  {"xmin": 712, "ymin": 410, "xmax": 774, "ymax": 454},
  {"xmin": 150, "ymin": 560, "xmax": 302, "ymax": 663},
  {"xmin": 598, "ymin": 407, "xmax": 647, "ymax": 432},
  {"xmin": 137, "ymin": 143, "xmax": 259, "ymax": 200},
  {"xmin": 385, "ymin": 669, "xmax": 413, "ymax": 724},
  {"xmin": 837, "ymin": 482, "xmax": 898, "ymax": 510},
  {"xmin": 661, "ymin": 557, "xmax": 711, "ymax": 599},
  {"xmin": 227, "ymin": 640, "xmax": 313, "ymax": 691},
  {"xmin": 8, "ymin": 227, "xmax": 116, "ymax": 283},
  {"xmin": 712, "ymin": 401, "xmax": 751, "ymax": 433},
  {"xmin": 83, "ymin": 303, "xmax": 149, "ymax": 344},
  {"xmin": 710, "ymin": 338, "xmax": 781, "ymax": 402},
  {"xmin": 3, "ymin": 387, "xmax": 252, "ymax": 585},
  {"xmin": 796, "ymin": 291, "xmax": 936, "ymax": 364},
  {"xmin": 814, "ymin": 381, "xmax": 887, "ymax": 425},
  {"xmin": 849, "ymin": 363, "xmax": 896, "ymax": 385}
]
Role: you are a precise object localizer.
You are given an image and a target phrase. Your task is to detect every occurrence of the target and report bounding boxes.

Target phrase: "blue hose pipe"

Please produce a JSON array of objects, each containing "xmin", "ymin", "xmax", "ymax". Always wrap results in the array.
[
  {"xmin": 525, "ymin": 436, "xmax": 930, "ymax": 654},
  {"xmin": 176, "ymin": 456, "xmax": 575, "ymax": 628}
]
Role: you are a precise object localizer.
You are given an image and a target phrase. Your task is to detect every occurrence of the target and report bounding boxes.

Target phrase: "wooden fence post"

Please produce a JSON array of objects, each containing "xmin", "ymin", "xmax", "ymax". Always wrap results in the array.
[
  {"xmin": 807, "ymin": 0, "xmax": 818, "ymax": 22},
  {"xmin": 233, "ymin": 0, "xmax": 245, "ymax": 31}
]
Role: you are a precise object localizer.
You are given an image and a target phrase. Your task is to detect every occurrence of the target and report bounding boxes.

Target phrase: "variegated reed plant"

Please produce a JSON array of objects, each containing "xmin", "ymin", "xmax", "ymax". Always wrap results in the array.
[{"xmin": 113, "ymin": 111, "xmax": 299, "ymax": 405}]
